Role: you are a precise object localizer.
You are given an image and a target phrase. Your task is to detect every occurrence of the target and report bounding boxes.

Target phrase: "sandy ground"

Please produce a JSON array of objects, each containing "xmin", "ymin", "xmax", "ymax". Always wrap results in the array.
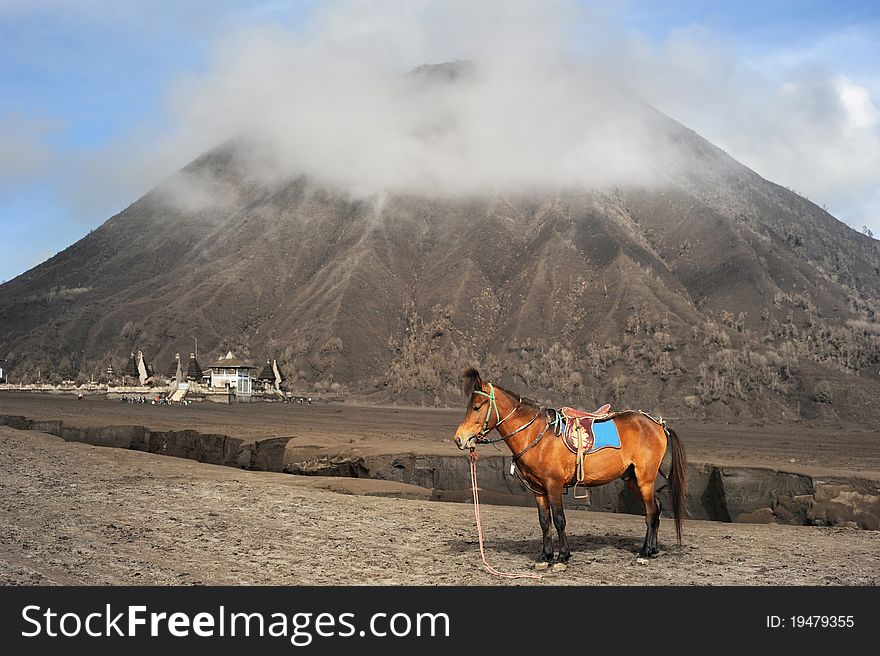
[
  {"xmin": 1, "ymin": 427, "xmax": 877, "ymax": 586},
  {"xmin": 1, "ymin": 393, "xmax": 879, "ymax": 479}
]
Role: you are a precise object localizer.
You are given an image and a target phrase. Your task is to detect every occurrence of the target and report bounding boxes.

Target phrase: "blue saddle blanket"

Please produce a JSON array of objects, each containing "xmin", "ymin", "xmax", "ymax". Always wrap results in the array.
[
  {"xmin": 590, "ymin": 419, "xmax": 621, "ymax": 452},
  {"xmin": 560, "ymin": 414, "xmax": 621, "ymax": 455}
]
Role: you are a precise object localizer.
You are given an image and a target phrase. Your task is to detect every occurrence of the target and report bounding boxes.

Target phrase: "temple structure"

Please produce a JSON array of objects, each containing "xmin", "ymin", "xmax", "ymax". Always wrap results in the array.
[
  {"xmin": 186, "ymin": 352, "xmax": 203, "ymax": 382},
  {"xmin": 204, "ymin": 351, "xmax": 256, "ymax": 402}
]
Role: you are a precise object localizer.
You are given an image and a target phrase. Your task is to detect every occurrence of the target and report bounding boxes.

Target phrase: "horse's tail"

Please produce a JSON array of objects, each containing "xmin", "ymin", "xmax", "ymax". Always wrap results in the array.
[{"xmin": 665, "ymin": 426, "xmax": 687, "ymax": 545}]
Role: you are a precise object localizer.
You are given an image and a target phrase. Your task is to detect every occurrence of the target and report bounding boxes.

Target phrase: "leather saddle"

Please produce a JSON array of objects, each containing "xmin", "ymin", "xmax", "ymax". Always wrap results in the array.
[
  {"xmin": 558, "ymin": 405, "xmax": 613, "ymax": 455},
  {"xmin": 561, "ymin": 404, "xmax": 611, "ymax": 421}
]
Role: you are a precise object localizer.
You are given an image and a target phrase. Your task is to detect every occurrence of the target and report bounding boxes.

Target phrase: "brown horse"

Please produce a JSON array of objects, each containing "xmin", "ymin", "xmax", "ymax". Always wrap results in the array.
[{"xmin": 453, "ymin": 368, "xmax": 686, "ymax": 567}]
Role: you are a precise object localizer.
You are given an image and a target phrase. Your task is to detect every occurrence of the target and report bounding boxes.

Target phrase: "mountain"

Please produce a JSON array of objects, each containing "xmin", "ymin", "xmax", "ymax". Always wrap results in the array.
[{"xmin": 2, "ymin": 70, "xmax": 879, "ymax": 424}]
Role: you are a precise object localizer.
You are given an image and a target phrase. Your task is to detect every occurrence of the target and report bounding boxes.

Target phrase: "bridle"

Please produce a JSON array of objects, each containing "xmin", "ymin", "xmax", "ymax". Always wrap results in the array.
[{"xmin": 467, "ymin": 383, "xmax": 541, "ymax": 445}]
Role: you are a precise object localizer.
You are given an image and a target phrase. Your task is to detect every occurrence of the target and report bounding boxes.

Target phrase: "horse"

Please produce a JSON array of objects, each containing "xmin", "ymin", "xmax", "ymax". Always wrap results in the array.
[{"xmin": 453, "ymin": 368, "xmax": 686, "ymax": 569}]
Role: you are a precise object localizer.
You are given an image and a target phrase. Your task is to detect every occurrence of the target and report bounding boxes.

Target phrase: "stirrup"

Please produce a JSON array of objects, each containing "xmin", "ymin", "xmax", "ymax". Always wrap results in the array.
[{"xmin": 572, "ymin": 480, "xmax": 591, "ymax": 501}]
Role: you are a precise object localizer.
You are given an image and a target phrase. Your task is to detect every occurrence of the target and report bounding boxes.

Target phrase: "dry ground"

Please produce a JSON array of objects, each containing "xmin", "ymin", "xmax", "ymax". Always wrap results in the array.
[
  {"xmin": 2, "ymin": 393, "xmax": 879, "ymax": 478},
  {"xmin": 1, "ymin": 427, "xmax": 877, "ymax": 586}
]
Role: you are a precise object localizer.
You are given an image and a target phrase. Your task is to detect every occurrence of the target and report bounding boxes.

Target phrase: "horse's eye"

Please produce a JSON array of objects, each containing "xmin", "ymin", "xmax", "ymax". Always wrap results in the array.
[{"xmin": 473, "ymin": 405, "xmax": 480, "ymax": 411}]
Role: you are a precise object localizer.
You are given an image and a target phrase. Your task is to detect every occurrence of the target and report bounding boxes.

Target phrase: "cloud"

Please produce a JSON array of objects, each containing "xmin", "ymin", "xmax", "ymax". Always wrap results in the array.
[
  {"xmin": 148, "ymin": 1, "xmax": 678, "ymax": 199},
  {"xmin": 146, "ymin": 1, "xmax": 880, "ymax": 238},
  {"xmin": 153, "ymin": 166, "xmax": 244, "ymax": 214},
  {"xmin": 760, "ymin": 74, "xmax": 880, "ymax": 204},
  {"xmin": 5, "ymin": 0, "xmax": 880, "ymax": 238},
  {"xmin": 0, "ymin": 113, "xmax": 60, "ymax": 195},
  {"xmin": 602, "ymin": 23, "xmax": 880, "ymax": 233}
]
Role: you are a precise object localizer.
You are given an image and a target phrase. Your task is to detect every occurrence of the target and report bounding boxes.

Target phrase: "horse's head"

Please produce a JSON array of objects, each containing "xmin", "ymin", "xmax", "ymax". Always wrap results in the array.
[{"xmin": 454, "ymin": 368, "xmax": 500, "ymax": 450}]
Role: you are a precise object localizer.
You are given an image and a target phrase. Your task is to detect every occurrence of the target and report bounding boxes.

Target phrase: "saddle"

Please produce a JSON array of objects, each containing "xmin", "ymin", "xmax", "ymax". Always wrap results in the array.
[
  {"xmin": 561, "ymin": 404, "xmax": 612, "ymax": 421},
  {"xmin": 552, "ymin": 405, "xmax": 619, "ymax": 498}
]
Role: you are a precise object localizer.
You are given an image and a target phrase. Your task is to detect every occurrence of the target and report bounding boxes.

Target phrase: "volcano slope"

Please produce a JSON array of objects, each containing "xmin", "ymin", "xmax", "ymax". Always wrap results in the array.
[{"xmin": 1, "ymin": 74, "xmax": 879, "ymax": 425}]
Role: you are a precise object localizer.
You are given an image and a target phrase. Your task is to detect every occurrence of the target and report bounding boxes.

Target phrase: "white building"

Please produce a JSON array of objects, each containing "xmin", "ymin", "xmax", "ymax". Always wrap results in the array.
[{"xmin": 204, "ymin": 351, "xmax": 256, "ymax": 401}]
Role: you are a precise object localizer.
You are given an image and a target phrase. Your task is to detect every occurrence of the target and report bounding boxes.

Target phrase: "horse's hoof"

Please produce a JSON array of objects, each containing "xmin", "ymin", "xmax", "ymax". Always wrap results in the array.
[
  {"xmin": 534, "ymin": 561, "xmax": 550, "ymax": 571},
  {"xmin": 551, "ymin": 562, "xmax": 568, "ymax": 573}
]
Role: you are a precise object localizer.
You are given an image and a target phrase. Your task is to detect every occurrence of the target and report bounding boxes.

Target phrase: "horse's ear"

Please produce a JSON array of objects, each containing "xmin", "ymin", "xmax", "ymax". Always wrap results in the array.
[{"xmin": 462, "ymin": 368, "xmax": 482, "ymax": 397}]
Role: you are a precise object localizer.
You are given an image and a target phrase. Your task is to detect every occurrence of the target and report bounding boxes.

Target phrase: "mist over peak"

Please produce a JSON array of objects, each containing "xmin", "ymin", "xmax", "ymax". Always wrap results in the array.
[
  {"xmin": 408, "ymin": 60, "xmax": 475, "ymax": 82},
  {"xmin": 143, "ymin": 0, "xmax": 721, "ymax": 211},
  {"xmin": 162, "ymin": 55, "xmax": 688, "ymax": 213}
]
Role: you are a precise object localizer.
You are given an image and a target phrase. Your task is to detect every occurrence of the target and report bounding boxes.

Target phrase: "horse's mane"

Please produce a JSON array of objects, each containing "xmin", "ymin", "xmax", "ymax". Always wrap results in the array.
[
  {"xmin": 496, "ymin": 384, "xmax": 543, "ymax": 412},
  {"xmin": 461, "ymin": 368, "xmax": 543, "ymax": 412},
  {"xmin": 462, "ymin": 368, "xmax": 482, "ymax": 398}
]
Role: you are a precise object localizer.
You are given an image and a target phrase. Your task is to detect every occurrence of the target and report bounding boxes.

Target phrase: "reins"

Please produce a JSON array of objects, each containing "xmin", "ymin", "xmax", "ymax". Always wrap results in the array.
[
  {"xmin": 511, "ymin": 417, "xmax": 550, "ymax": 461},
  {"xmin": 468, "ymin": 449, "xmax": 543, "ymax": 580}
]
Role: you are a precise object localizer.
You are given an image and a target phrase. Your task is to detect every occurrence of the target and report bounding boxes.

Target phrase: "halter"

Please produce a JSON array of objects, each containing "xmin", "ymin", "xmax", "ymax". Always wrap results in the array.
[{"xmin": 470, "ymin": 383, "xmax": 541, "ymax": 444}]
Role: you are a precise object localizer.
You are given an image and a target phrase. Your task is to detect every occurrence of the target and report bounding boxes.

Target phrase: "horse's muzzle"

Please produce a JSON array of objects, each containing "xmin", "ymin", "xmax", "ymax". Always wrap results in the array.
[{"xmin": 455, "ymin": 435, "xmax": 477, "ymax": 450}]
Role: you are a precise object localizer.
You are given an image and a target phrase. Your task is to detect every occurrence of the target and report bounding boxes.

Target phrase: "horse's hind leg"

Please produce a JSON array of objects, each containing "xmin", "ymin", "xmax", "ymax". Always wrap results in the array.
[
  {"xmin": 648, "ymin": 495, "xmax": 661, "ymax": 553},
  {"xmin": 627, "ymin": 475, "xmax": 661, "ymax": 558}
]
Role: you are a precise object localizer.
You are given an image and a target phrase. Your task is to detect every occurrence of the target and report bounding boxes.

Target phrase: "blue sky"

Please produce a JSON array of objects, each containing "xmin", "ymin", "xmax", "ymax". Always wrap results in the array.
[{"xmin": 1, "ymin": 0, "xmax": 878, "ymax": 283}]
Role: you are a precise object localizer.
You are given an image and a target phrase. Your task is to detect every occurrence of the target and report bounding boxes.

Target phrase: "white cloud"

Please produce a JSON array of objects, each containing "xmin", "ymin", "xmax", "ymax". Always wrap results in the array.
[
  {"xmin": 603, "ymin": 23, "xmax": 880, "ymax": 235},
  {"xmin": 835, "ymin": 75, "xmax": 880, "ymax": 133},
  {"xmin": 7, "ymin": 0, "xmax": 880, "ymax": 238},
  {"xmin": 148, "ymin": 1, "xmax": 677, "ymax": 199}
]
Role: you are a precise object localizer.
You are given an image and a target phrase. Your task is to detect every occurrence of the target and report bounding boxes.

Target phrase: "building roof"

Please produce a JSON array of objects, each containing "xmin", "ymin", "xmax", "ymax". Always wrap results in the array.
[
  {"xmin": 205, "ymin": 351, "xmax": 256, "ymax": 370},
  {"xmin": 257, "ymin": 360, "xmax": 287, "ymax": 381},
  {"xmin": 186, "ymin": 353, "xmax": 203, "ymax": 380},
  {"xmin": 257, "ymin": 360, "xmax": 275, "ymax": 381},
  {"xmin": 122, "ymin": 353, "xmax": 139, "ymax": 378},
  {"xmin": 167, "ymin": 354, "xmax": 180, "ymax": 378}
]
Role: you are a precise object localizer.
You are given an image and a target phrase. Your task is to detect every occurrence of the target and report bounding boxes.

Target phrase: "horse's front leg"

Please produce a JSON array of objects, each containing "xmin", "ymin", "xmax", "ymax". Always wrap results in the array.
[
  {"xmin": 548, "ymin": 482, "xmax": 570, "ymax": 571},
  {"xmin": 534, "ymin": 493, "xmax": 554, "ymax": 570}
]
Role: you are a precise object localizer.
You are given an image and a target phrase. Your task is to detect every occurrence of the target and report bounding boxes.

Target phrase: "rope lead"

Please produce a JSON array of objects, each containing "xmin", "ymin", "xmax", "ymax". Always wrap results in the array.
[{"xmin": 468, "ymin": 449, "xmax": 543, "ymax": 580}]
